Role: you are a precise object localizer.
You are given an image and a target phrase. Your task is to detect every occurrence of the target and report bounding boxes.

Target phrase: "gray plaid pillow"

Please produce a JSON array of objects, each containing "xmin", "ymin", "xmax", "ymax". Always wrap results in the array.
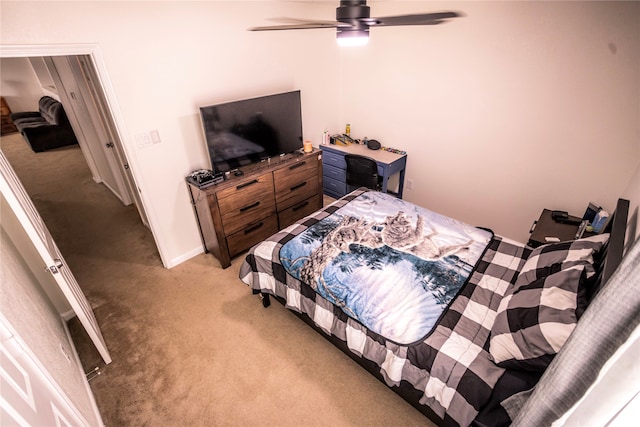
[
  {"xmin": 517, "ymin": 233, "xmax": 609, "ymax": 286},
  {"xmin": 489, "ymin": 266, "xmax": 586, "ymax": 371}
]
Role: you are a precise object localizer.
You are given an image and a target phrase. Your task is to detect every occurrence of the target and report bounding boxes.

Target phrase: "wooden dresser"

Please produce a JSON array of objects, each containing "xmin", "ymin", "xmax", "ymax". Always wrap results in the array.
[
  {"xmin": 1, "ymin": 97, "xmax": 18, "ymax": 135},
  {"xmin": 187, "ymin": 149, "xmax": 323, "ymax": 268}
]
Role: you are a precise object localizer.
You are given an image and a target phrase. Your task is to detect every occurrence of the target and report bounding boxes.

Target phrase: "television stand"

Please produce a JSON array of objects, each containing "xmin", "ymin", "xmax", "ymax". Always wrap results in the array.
[{"xmin": 187, "ymin": 149, "xmax": 323, "ymax": 268}]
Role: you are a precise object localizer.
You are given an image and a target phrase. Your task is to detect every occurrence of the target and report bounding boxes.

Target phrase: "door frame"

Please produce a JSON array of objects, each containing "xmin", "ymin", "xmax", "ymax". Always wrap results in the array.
[{"xmin": 0, "ymin": 43, "xmax": 168, "ymax": 268}]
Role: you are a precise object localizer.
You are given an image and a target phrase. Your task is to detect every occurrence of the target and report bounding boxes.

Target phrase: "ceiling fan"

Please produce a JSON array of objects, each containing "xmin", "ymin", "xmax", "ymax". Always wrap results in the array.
[{"xmin": 249, "ymin": 0, "xmax": 462, "ymax": 47}]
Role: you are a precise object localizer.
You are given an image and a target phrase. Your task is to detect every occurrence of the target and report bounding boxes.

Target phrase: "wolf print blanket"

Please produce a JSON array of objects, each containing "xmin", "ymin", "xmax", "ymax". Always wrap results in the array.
[{"xmin": 279, "ymin": 191, "xmax": 493, "ymax": 345}]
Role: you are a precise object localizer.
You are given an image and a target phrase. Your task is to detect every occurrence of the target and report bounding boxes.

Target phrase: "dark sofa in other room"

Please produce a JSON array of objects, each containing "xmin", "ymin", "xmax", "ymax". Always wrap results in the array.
[{"xmin": 10, "ymin": 96, "xmax": 79, "ymax": 152}]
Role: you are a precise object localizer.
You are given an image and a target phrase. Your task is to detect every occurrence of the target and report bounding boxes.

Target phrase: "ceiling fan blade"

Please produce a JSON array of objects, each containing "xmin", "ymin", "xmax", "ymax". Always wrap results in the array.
[
  {"xmin": 265, "ymin": 17, "xmax": 347, "ymax": 26},
  {"xmin": 249, "ymin": 8, "xmax": 462, "ymax": 32},
  {"xmin": 364, "ymin": 11, "xmax": 461, "ymax": 27},
  {"xmin": 250, "ymin": 23, "xmax": 338, "ymax": 31},
  {"xmin": 250, "ymin": 17, "xmax": 351, "ymax": 31}
]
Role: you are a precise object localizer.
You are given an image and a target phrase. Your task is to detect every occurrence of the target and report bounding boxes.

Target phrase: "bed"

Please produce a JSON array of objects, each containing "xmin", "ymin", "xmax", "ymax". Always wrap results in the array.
[{"xmin": 239, "ymin": 188, "xmax": 629, "ymax": 426}]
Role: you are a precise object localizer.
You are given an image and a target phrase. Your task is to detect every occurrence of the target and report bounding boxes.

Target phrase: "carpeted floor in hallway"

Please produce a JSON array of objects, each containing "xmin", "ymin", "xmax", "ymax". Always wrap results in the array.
[{"xmin": 1, "ymin": 132, "xmax": 433, "ymax": 426}]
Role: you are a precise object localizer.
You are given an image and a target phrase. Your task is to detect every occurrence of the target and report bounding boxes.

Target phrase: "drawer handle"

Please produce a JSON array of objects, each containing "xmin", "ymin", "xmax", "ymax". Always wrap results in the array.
[
  {"xmin": 237, "ymin": 179, "xmax": 259, "ymax": 190},
  {"xmin": 529, "ymin": 220, "xmax": 538, "ymax": 234},
  {"xmin": 239, "ymin": 201, "xmax": 260, "ymax": 212},
  {"xmin": 292, "ymin": 200, "xmax": 309, "ymax": 212},
  {"xmin": 289, "ymin": 161, "xmax": 306, "ymax": 170},
  {"xmin": 244, "ymin": 222, "xmax": 264, "ymax": 234},
  {"xmin": 290, "ymin": 181, "xmax": 307, "ymax": 192}
]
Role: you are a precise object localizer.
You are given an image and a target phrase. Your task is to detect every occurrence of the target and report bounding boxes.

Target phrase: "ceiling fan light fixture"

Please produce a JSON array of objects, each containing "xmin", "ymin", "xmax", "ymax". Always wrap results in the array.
[{"xmin": 336, "ymin": 28, "xmax": 369, "ymax": 47}]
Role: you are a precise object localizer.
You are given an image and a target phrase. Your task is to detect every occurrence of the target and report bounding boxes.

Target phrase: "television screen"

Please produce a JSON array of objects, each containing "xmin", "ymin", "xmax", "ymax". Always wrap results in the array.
[{"xmin": 200, "ymin": 90, "xmax": 303, "ymax": 173}]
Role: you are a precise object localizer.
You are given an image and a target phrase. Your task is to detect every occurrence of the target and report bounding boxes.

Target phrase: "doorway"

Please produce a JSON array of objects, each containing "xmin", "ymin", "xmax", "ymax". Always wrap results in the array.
[
  {"xmin": 0, "ymin": 44, "xmax": 163, "ymax": 266},
  {"xmin": 2, "ymin": 55, "xmax": 146, "ymax": 223}
]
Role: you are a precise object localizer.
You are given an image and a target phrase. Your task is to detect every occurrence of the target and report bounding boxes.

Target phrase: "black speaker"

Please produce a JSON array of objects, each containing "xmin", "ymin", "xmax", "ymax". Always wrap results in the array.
[{"xmin": 367, "ymin": 139, "xmax": 381, "ymax": 150}]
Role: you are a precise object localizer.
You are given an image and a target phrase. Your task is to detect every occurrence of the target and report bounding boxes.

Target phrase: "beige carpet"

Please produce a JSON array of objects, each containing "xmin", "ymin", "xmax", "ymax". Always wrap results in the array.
[{"xmin": 1, "ymin": 132, "xmax": 434, "ymax": 427}]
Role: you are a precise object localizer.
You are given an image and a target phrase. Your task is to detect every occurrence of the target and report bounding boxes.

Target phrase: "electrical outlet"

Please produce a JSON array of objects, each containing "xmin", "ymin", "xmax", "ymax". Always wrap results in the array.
[{"xmin": 407, "ymin": 179, "xmax": 414, "ymax": 190}]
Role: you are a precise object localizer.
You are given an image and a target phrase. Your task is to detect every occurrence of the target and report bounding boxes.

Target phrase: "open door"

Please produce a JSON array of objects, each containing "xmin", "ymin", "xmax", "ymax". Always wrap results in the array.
[
  {"xmin": 44, "ymin": 56, "xmax": 132, "ymax": 206},
  {"xmin": 0, "ymin": 317, "xmax": 103, "ymax": 426},
  {"xmin": 0, "ymin": 151, "xmax": 111, "ymax": 365},
  {"xmin": 74, "ymin": 55, "xmax": 150, "ymax": 228}
]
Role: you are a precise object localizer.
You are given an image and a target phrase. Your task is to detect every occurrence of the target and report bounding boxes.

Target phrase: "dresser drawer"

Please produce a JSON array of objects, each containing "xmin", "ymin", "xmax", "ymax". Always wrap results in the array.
[
  {"xmin": 321, "ymin": 150, "xmax": 346, "ymax": 169},
  {"xmin": 323, "ymin": 163, "xmax": 345, "ymax": 182},
  {"xmin": 217, "ymin": 174, "xmax": 276, "ymax": 235},
  {"xmin": 217, "ymin": 173, "xmax": 274, "ymax": 207},
  {"xmin": 323, "ymin": 176, "xmax": 346, "ymax": 198},
  {"xmin": 220, "ymin": 200, "xmax": 275, "ymax": 236},
  {"xmin": 226, "ymin": 214, "xmax": 279, "ymax": 257},
  {"xmin": 273, "ymin": 158, "xmax": 319, "ymax": 209},
  {"xmin": 278, "ymin": 194, "xmax": 322, "ymax": 229}
]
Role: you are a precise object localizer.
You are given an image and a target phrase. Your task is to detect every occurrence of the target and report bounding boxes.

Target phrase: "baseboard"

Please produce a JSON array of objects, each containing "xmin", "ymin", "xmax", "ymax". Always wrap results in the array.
[
  {"xmin": 166, "ymin": 245, "xmax": 204, "ymax": 269},
  {"xmin": 61, "ymin": 309, "xmax": 76, "ymax": 321}
]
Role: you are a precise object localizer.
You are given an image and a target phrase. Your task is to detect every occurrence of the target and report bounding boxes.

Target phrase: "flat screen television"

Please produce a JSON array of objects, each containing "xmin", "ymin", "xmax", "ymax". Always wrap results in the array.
[{"xmin": 199, "ymin": 90, "xmax": 303, "ymax": 173}]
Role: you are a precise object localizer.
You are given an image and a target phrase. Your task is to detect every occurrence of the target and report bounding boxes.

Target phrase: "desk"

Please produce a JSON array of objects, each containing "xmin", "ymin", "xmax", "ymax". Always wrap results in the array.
[{"xmin": 320, "ymin": 143, "xmax": 407, "ymax": 199}]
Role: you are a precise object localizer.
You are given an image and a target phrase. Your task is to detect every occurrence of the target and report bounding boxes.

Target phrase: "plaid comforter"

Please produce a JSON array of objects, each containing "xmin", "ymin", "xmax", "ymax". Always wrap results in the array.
[{"xmin": 239, "ymin": 189, "xmax": 530, "ymax": 426}]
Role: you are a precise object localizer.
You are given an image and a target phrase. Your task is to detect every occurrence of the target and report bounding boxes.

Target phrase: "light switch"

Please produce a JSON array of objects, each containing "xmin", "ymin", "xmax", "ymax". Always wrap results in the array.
[
  {"xmin": 149, "ymin": 130, "xmax": 161, "ymax": 144},
  {"xmin": 135, "ymin": 132, "xmax": 152, "ymax": 148},
  {"xmin": 135, "ymin": 130, "xmax": 161, "ymax": 148}
]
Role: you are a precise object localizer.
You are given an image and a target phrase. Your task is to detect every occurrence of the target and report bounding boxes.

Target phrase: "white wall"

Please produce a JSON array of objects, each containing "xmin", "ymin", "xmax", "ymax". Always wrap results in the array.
[
  {"xmin": 0, "ymin": 57, "xmax": 45, "ymax": 112},
  {"xmin": 337, "ymin": 1, "xmax": 639, "ymax": 241},
  {"xmin": 1, "ymin": 1, "xmax": 638, "ymax": 267}
]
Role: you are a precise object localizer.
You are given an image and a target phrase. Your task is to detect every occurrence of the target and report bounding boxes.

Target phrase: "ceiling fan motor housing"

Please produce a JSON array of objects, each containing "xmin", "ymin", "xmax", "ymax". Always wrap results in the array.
[
  {"xmin": 337, "ymin": 0, "xmax": 370, "ymax": 35},
  {"xmin": 337, "ymin": 0, "xmax": 370, "ymax": 21}
]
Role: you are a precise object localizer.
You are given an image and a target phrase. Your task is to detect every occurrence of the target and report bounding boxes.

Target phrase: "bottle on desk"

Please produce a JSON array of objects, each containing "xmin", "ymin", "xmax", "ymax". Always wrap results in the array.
[
  {"xmin": 322, "ymin": 129, "xmax": 329, "ymax": 145},
  {"xmin": 345, "ymin": 123, "xmax": 350, "ymax": 136}
]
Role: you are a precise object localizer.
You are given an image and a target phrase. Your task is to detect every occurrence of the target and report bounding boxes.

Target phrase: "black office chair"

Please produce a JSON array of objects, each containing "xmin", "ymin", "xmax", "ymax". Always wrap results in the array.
[{"xmin": 344, "ymin": 154, "xmax": 382, "ymax": 192}]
